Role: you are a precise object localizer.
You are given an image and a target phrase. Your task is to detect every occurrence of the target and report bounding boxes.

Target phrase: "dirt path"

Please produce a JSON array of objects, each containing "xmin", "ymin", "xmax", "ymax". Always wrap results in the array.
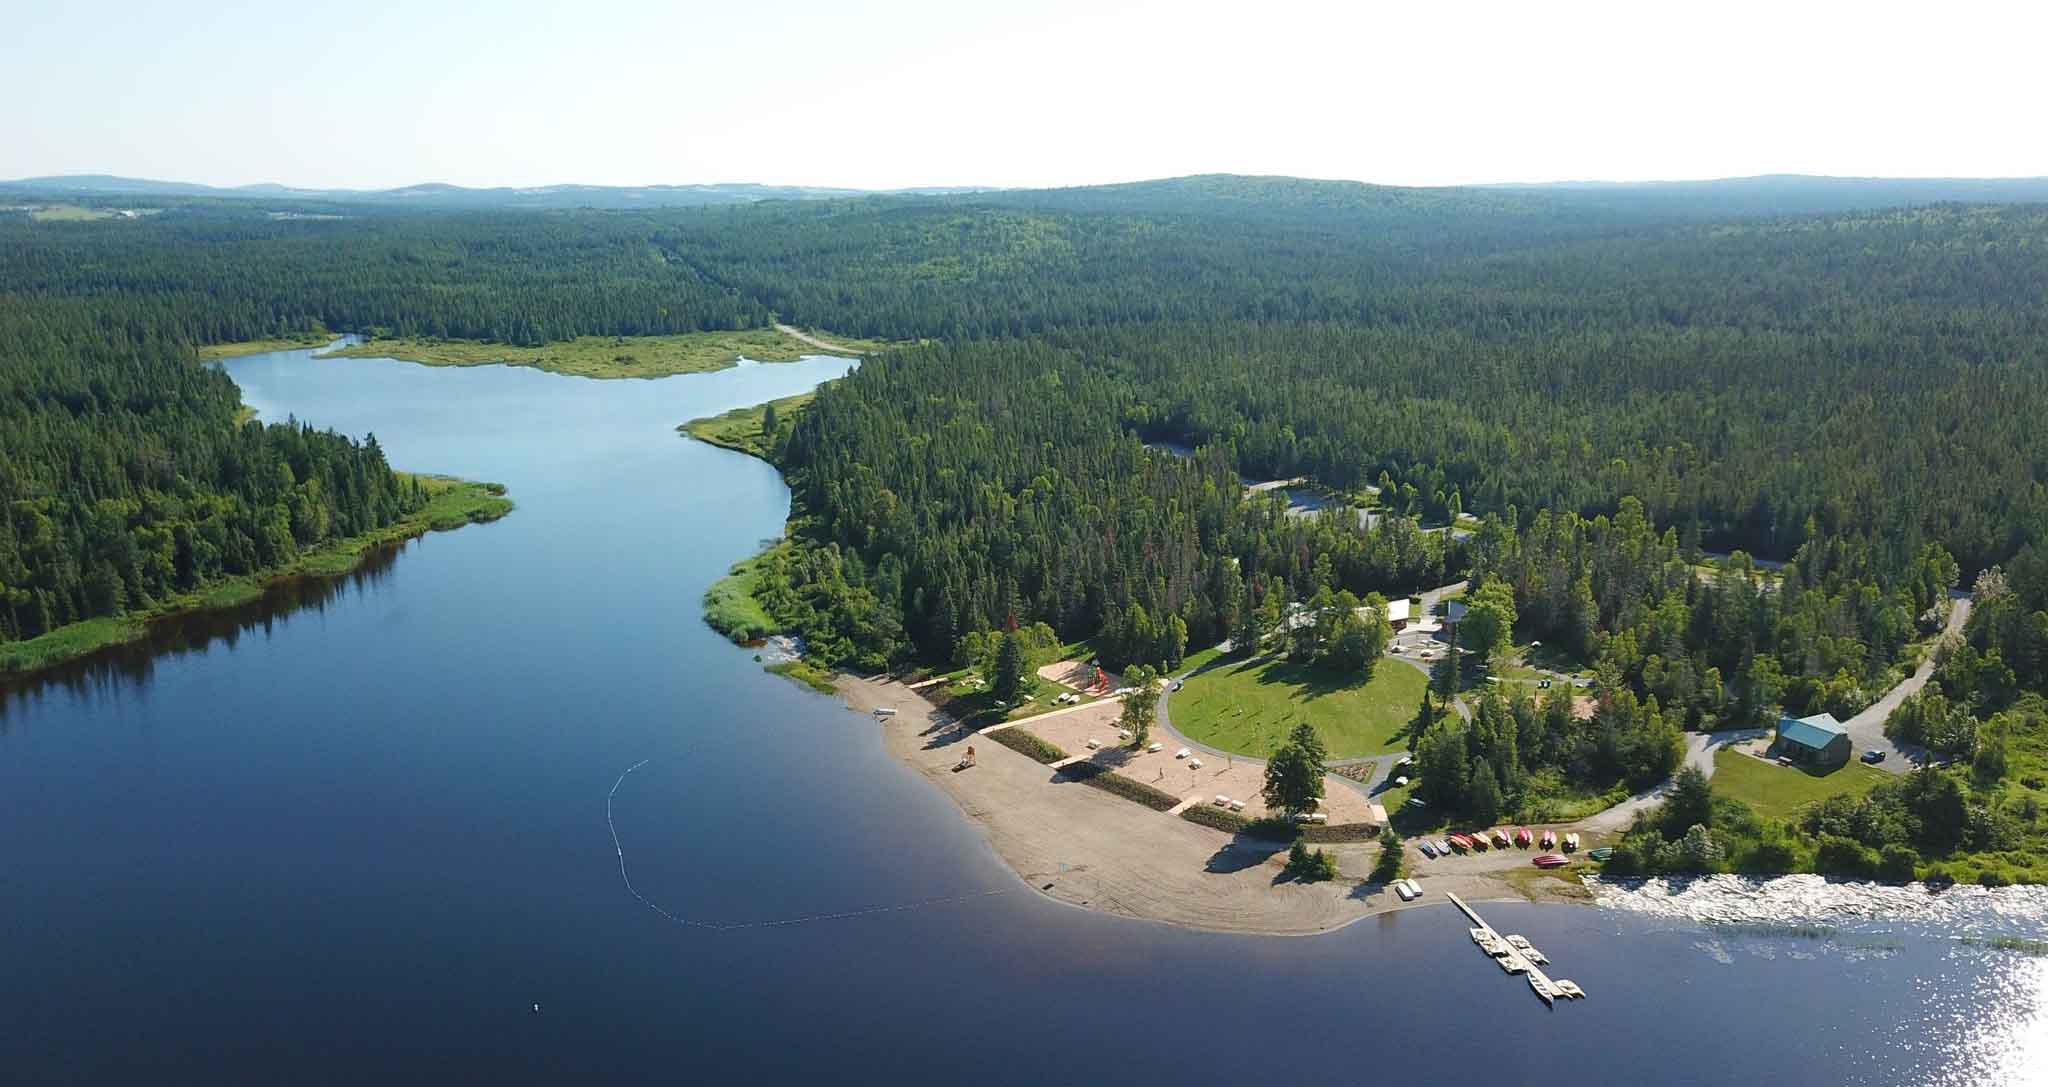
[
  {"xmin": 774, "ymin": 323, "xmax": 868, "ymax": 356},
  {"xmin": 837, "ymin": 673, "xmax": 1585, "ymax": 934}
]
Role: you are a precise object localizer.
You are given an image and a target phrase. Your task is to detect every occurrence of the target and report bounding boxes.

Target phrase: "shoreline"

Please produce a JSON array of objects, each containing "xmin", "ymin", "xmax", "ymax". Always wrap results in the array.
[
  {"xmin": 834, "ymin": 671, "xmax": 1590, "ymax": 936},
  {"xmin": 0, "ymin": 477, "xmax": 511, "ymax": 682},
  {"xmin": 315, "ymin": 326, "xmax": 893, "ymax": 381}
]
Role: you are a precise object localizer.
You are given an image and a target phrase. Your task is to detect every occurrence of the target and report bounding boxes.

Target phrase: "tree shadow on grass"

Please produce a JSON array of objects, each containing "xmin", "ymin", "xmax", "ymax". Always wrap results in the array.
[{"xmin": 1247, "ymin": 657, "xmax": 1365, "ymax": 703}]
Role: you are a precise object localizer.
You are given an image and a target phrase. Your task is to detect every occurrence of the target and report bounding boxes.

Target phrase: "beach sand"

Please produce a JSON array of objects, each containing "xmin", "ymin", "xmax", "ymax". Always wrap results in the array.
[{"xmin": 837, "ymin": 673, "xmax": 1589, "ymax": 935}]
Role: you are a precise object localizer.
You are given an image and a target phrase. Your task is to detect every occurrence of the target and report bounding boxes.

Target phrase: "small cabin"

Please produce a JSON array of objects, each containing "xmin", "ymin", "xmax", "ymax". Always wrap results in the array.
[{"xmin": 1775, "ymin": 712, "xmax": 1850, "ymax": 769}]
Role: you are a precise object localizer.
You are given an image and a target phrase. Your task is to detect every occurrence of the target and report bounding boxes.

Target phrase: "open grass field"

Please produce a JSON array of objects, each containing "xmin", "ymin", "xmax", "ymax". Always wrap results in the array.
[
  {"xmin": 28, "ymin": 205, "xmax": 117, "ymax": 222},
  {"xmin": 324, "ymin": 326, "xmax": 901, "ymax": 380},
  {"xmin": 1169, "ymin": 654, "xmax": 1428, "ymax": 758},
  {"xmin": 0, "ymin": 476, "xmax": 510, "ymax": 680},
  {"xmin": 199, "ymin": 334, "xmax": 337, "ymax": 361},
  {"xmin": 1711, "ymin": 748, "xmax": 1890, "ymax": 822},
  {"xmin": 703, "ymin": 544, "xmax": 785, "ymax": 642},
  {"xmin": 682, "ymin": 392, "xmax": 816, "ymax": 460}
]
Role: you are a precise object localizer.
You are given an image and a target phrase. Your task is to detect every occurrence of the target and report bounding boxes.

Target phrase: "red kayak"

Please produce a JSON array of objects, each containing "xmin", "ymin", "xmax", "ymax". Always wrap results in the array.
[
  {"xmin": 1533, "ymin": 854, "xmax": 1569, "ymax": 868},
  {"xmin": 1515, "ymin": 826, "xmax": 1533, "ymax": 848},
  {"xmin": 1448, "ymin": 834, "xmax": 1472, "ymax": 852},
  {"xmin": 1540, "ymin": 829, "xmax": 1556, "ymax": 850},
  {"xmin": 1470, "ymin": 833, "xmax": 1489, "ymax": 852}
]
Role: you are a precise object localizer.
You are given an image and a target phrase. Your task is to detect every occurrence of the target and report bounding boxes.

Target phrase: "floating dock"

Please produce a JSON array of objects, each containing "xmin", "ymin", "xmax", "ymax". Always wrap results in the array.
[{"xmin": 1446, "ymin": 891, "xmax": 1585, "ymax": 1006}]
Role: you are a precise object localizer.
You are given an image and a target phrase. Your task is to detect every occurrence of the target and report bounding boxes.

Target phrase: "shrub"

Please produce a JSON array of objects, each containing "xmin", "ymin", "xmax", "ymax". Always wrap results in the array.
[
  {"xmin": 1285, "ymin": 840, "xmax": 1339, "ymax": 881},
  {"xmin": 1814, "ymin": 835, "xmax": 1878, "ymax": 878},
  {"xmin": 1878, "ymin": 844, "xmax": 1920, "ymax": 883},
  {"xmin": 987, "ymin": 728, "xmax": 1067, "ymax": 765},
  {"xmin": 1302, "ymin": 822, "xmax": 1382, "ymax": 844},
  {"xmin": 1055, "ymin": 762, "xmax": 1182, "ymax": 811},
  {"xmin": 1243, "ymin": 815, "xmax": 1302, "ymax": 841},
  {"xmin": 1978, "ymin": 869, "xmax": 2010, "ymax": 888},
  {"xmin": 1181, "ymin": 804, "xmax": 1249, "ymax": 834},
  {"xmin": 1371, "ymin": 829, "xmax": 1405, "ymax": 883},
  {"xmin": 1737, "ymin": 837, "xmax": 1801, "ymax": 874}
]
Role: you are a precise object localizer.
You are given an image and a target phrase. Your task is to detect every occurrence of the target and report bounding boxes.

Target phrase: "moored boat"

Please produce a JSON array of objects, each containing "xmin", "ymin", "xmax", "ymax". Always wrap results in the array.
[
  {"xmin": 1587, "ymin": 846, "xmax": 1614, "ymax": 861},
  {"xmin": 1417, "ymin": 840, "xmax": 1437, "ymax": 858},
  {"xmin": 1470, "ymin": 833, "xmax": 1489, "ymax": 851},
  {"xmin": 1515, "ymin": 826, "xmax": 1532, "ymax": 847},
  {"xmin": 1533, "ymin": 853, "xmax": 1569, "ymax": 868},
  {"xmin": 1563, "ymin": 832, "xmax": 1580, "ymax": 851},
  {"xmin": 1448, "ymin": 834, "xmax": 1472, "ymax": 851},
  {"xmin": 1491, "ymin": 828, "xmax": 1511, "ymax": 848},
  {"xmin": 1540, "ymin": 829, "xmax": 1556, "ymax": 850}
]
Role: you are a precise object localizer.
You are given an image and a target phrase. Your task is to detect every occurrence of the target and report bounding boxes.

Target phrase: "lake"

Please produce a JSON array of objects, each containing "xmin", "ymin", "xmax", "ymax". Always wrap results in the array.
[{"xmin": 1, "ymin": 345, "xmax": 2041, "ymax": 1085}]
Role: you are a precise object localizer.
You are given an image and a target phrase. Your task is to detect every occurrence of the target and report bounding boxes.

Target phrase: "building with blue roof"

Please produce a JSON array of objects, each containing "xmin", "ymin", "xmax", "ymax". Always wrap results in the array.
[{"xmin": 1775, "ymin": 712, "xmax": 1851, "ymax": 769}]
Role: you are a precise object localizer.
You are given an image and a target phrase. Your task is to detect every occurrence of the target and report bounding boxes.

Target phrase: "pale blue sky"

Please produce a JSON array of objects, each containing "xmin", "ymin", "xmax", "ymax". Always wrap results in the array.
[{"xmin": 5, "ymin": 0, "xmax": 2042, "ymax": 190}]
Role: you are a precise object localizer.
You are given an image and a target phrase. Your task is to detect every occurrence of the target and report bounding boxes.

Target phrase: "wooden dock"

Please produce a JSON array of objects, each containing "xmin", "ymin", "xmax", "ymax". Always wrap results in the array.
[{"xmin": 1445, "ymin": 891, "xmax": 1585, "ymax": 1006}]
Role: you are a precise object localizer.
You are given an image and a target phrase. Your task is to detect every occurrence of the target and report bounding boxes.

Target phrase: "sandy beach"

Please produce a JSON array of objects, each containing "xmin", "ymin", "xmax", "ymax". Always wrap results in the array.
[{"xmin": 837, "ymin": 673, "xmax": 1591, "ymax": 935}]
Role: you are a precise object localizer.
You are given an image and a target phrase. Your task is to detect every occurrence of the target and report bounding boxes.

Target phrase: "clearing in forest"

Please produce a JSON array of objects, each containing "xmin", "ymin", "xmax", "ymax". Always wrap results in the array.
[{"xmin": 1170, "ymin": 655, "xmax": 1427, "ymax": 759}]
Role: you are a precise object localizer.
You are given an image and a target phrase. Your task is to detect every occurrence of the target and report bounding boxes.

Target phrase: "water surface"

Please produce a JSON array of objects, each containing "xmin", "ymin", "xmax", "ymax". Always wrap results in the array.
[{"xmin": 1, "ymin": 346, "xmax": 2040, "ymax": 1085}]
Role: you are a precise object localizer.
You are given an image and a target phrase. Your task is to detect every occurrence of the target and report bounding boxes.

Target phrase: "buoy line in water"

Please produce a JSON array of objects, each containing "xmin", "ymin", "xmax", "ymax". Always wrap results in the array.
[{"xmin": 607, "ymin": 759, "xmax": 1008, "ymax": 930}]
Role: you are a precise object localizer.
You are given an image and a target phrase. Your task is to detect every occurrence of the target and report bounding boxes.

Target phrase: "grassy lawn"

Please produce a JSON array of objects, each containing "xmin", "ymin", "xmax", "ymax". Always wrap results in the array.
[
  {"xmin": 682, "ymin": 392, "xmax": 816, "ymax": 460},
  {"xmin": 1169, "ymin": 654, "xmax": 1427, "ymax": 758},
  {"xmin": 1178, "ymin": 643, "xmax": 1227, "ymax": 675},
  {"xmin": 1712, "ymin": 748, "xmax": 1890, "ymax": 821},
  {"xmin": 324, "ymin": 326, "xmax": 901, "ymax": 380}
]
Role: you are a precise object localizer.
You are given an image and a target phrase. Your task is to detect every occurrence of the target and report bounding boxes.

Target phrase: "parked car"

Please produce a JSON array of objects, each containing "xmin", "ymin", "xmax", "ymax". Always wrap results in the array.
[{"xmin": 1861, "ymin": 749, "xmax": 1887, "ymax": 764}]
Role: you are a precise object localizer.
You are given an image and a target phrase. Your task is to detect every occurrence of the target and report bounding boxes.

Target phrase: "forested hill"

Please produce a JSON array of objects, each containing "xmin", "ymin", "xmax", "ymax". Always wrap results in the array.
[{"xmin": 5, "ymin": 177, "xmax": 2048, "ymax": 702}]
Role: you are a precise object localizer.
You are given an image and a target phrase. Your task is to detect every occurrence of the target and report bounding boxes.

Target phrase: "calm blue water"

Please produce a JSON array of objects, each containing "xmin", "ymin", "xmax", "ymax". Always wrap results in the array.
[{"xmin": 1, "ymin": 347, "xmax": 2041, "ymax": 1085}]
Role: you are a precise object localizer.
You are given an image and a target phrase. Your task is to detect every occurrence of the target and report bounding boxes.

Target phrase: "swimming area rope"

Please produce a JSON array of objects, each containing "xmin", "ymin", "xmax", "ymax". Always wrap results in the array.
[{"xmin": 607, "ymin": 759, "xmax": 1008, "ymax": 931}]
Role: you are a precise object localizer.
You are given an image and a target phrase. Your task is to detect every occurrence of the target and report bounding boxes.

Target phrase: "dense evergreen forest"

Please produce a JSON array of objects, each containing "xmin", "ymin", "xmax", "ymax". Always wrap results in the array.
[
  {"xmin": 0, "ymin": 298, "xmax": 419, "ymax": 644},
  {"xmin": 5, "ymin": 179, "xmax": 2046, "ymax": 714}
]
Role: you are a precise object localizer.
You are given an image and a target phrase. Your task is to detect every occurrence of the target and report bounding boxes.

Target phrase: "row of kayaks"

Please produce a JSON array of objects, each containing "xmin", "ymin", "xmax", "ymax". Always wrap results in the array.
[{"xmin": 1420, "ymin": 828, "xmax": 1582, "ymax": 857}]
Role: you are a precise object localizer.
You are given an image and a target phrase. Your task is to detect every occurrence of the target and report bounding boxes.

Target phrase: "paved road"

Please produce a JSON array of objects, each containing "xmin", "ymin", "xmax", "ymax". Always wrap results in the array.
[
  {"xmin": 1578, "ymin": 727, "xmax": 1767, "ymax": 833},
  {"xmin": 1838, "ymin": 591, "xmax": 1973, "ymax": 773},
  {"xmin": 1576, "ymin": 591, "xmax": 1973, "ymax": 831}
]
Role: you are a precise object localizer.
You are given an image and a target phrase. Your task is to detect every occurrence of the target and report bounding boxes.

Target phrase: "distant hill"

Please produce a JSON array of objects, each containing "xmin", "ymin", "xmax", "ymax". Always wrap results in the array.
[
  {"xmin": 1488, "ymin": 173, "xmax": 2048, "ymax": 217},
  {"xmin": 0, "ymin": 175, "xmax": 986, "ymax": 210},
  {"xmin": 7, "ymin": 170, "xmax": 2047, "ymax": 219},
  {"xmin": 982, "ymin": 172, "xmax": 2048, "ymax": 223}
]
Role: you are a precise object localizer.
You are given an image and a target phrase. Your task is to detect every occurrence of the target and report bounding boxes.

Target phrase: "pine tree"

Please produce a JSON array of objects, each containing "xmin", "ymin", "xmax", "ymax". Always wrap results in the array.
[{"xmin": 993, "ymin": 630, "xmax": 1026, "ymax": 704}]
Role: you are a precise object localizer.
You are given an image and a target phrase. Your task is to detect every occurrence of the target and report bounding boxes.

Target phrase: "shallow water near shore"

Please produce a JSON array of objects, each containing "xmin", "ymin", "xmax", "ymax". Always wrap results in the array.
[{"xmin": 1, "ymin": 344, "xmax": 2042, "ymax": 1084}]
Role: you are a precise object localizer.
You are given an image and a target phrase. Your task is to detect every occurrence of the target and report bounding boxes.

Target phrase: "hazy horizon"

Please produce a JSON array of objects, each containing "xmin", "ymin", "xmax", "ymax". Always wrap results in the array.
[
  {"xmin": 5, "ymin": 0, "xmax": 2045, "ymax": 192},
  {"xmin": 11, "ymin": 168, "xmax": 2048, "ymax": 196}
]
